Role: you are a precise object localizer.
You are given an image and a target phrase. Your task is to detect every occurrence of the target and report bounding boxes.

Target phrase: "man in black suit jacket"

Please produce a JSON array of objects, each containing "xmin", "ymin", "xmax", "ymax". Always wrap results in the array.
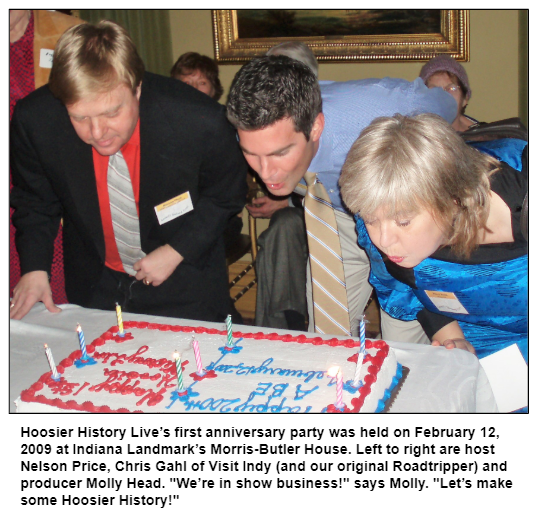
[{"xmin": 10, "ymin": 21, "xmax": 247, "ymax": 322}]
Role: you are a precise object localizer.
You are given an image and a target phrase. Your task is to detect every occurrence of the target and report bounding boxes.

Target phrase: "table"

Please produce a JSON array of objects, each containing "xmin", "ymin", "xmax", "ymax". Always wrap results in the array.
[{"xmin": 10, "ymin": 303, "xmax": 498, "ymax": 413}]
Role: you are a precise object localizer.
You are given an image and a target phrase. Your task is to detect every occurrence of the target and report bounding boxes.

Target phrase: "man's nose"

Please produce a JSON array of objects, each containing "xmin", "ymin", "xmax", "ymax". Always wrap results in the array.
[
  {"xmin": 258, "ymin": 157, "xmax": 276, "ymax": 182},
  {"xmin": 90, "ymin": 118, "xmax": 106, "ymax": 140}
]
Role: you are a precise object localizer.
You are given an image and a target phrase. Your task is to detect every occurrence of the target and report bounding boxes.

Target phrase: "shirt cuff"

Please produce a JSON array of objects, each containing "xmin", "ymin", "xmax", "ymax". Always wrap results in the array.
[{"xmin": 416, "ymin": 308, "xmax": 456, "ymax": 340}]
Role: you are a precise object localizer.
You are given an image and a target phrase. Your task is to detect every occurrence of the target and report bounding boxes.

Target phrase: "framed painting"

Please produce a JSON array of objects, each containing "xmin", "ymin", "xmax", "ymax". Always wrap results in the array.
[{"xmin": 212, "ymin": 9, "xmax": 469, "ymax": 62}]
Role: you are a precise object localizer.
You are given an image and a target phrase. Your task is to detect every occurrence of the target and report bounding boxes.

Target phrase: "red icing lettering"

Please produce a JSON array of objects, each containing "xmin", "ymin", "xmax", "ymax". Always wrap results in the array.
[{"xmin": 73, "ymin": 381, "xmax": 90, "ymax": 396}]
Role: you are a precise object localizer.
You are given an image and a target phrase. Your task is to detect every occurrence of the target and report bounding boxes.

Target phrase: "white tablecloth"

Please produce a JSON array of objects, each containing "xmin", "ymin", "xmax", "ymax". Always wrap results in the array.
[{"xmin": 10, "ymin": 303, "xmax": 498, "ymax": 413}]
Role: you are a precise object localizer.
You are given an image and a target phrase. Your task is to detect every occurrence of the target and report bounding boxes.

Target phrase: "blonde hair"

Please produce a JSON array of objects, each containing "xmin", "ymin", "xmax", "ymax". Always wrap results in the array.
[
  {"xmin": 339, "ymin": 113, "xmax": 501, "ymax": 258},
  {"xmin": 266, "ymin": 41, "xmax": 319, "ymax": 77},
  {"xmin": 48, "ymin": 20, "xmax": 144, "ymax": 105}
]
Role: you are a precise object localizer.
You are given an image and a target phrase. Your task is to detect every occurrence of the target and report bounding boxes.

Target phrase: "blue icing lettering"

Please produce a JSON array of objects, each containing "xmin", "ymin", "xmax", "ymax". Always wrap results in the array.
[
  {"xmin": 233, "ymin": 391, "xmax": 310, "ymax": 413},
  {"xmin": 213, "ymin": 363, "xmax": 237, "ymax": 373},
  {"xmin": 198, "ymin": 398, "xmax": 214, "ymax": 410},
  {"xmin": 270, "ymin": 383, "xmax": 288, "ymax": 397},
  {"xmin": 254, "ymin": 358, "xmax": 276, "ymax": 374},
  {"xmin": 294, "ymin": 384, "xmax": 319, "ymax": 400},
  {"xmin": 206, "ymin": 353, "xmax": 227, "ymax": 371},
  {"xmin": 253, "ymin": 382, "xmax": 272, "ymax": 395},
  {"xmin": 276, "ymin": 367, "xmax": 303, "ymax": 377},
  {"xmin": 214, "ymin": 357, "xmax": 325, "ymax": 383},
  {"xmin": 220, "ymin": 399, "xmax": 242, "ymax": 413},
  {"xmin": 302, "ymin": 370, "xmax": 325, "ymax": 383},
  {"xmin": 235, "ymin": 362, "xmax": 254, "ymax": 375},
  {"xmin": 181, "ymin": 396, "xmax": 241, "ymax": 413}
]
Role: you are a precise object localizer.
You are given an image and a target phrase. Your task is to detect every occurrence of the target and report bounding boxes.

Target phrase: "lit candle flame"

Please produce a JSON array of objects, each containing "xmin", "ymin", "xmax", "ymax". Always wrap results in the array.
[{"xmin": 327, "ymin": 366, "xmax": 340, "ymax": 378}]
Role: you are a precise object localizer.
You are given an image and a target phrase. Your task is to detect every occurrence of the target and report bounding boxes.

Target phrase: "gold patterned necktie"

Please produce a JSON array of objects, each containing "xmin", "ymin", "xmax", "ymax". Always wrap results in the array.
[{"xmin": 304, "ymin": 171, "xmax": 351, "ymax": 336}]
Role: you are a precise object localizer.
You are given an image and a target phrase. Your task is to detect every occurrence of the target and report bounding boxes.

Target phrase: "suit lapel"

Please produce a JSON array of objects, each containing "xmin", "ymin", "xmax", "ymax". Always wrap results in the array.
[
  {"xmin": 138, "ymin": 81, "xmax": 178, "ymax": 244},
  {"xmin": 60, "ymin": 117, "xmax": 106, "ymax": 260}
]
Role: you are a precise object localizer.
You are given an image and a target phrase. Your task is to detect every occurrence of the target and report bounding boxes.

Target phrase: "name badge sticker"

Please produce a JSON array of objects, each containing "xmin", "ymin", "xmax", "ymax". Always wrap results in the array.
[
  {"xmin": 424, "ymin": 290, "xmax": 469, "ymax": 314},
  {"xmin": 39, "ymin": 49, "xmax": 54, "ymax": 69},
  {"xmin": 154, "ymin": 192, "xmax": 193, "ymax": 225}
]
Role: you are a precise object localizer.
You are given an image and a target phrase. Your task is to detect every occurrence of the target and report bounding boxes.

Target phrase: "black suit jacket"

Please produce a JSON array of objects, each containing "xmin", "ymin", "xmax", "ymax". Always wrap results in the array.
[{"xmin": 10, "ymin": 72, "xmax": 247, "ymax": 321}]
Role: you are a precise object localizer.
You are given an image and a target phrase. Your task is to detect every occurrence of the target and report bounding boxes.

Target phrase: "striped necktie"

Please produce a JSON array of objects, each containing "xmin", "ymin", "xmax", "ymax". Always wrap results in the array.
[
  {"xmin": 304, "ymin": 171, "xmax": 351, "ymax": 336},
  {"xmin": 107, "ymin": 151, "xmax": 145, "ymax": 275}
]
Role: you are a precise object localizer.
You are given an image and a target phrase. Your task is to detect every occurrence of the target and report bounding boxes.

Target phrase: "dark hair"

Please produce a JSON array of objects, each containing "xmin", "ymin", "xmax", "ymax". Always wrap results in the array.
[
  {"xmin": 170, "ymin": 51, "xmax": 223, "ymax": 101},
  {"xmin": 226, "ymin": 55, "xmax": 322, "ymax": 141},
  {"xmin": 49, "ymin": 20, "xmax": 145, "ymax": 105}
]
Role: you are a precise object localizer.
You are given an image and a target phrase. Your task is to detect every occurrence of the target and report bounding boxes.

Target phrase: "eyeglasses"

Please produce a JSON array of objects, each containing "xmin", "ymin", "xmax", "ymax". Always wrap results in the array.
[{"xmin": 444, "ymin": 84, "xmax": 461, "ymax": 93}]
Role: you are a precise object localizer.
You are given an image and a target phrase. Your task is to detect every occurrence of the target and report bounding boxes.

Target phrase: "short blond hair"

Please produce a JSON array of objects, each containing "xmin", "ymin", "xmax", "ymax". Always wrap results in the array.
[
  {"xmin": 48, "ymin": 20, "xmax": 144, "ymax": 105},
  {"xmin": 339, "ymin": 114, "xmax": 501, "ymax": 258}
]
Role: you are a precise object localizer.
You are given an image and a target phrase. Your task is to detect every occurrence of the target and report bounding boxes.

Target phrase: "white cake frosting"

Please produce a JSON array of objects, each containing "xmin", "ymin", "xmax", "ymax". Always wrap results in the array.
[{"xmin": 16, "ymin": 321, "xmax": 402, "ymax": 413}]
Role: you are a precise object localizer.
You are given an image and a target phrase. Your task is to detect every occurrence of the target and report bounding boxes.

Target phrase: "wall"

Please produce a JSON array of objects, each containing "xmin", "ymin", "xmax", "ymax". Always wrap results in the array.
[
  {"xmin": 518, "ymin": 10, "xmax": 528, "ymax": 127},
  {"xmin": 169, "ymin": 10, "xmax": 522, "ymax": 122}
]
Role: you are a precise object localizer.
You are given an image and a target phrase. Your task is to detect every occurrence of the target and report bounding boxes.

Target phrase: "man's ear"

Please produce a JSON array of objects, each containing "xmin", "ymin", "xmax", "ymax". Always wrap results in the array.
[
  {"xmin": 135, "ymin": 82, "xmax": 142, "ymax": 101},
  {"xmin": 310, "ymin": 112, "xmax": 325, "ymax": 142}
]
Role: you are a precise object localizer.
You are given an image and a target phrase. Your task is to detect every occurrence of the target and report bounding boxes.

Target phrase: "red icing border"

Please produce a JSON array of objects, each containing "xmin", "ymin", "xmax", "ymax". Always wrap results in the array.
[{"xmin": 20, "ymin": 322, "xmax": 388, "ymax": 413}]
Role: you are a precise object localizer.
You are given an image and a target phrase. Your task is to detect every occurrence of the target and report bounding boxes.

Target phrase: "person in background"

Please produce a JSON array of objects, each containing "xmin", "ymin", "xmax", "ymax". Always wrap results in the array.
[
  {"xmin": 170, "ymin": 51, "xmax": 223, "ymax": 101},
  {"xmin": 247, "ymin": 42, "xmax": 318, "ymax": 331},
  {"xmin": 267, "ymin": 41, "xmax": 319, "ymax": 76},
  {"xmin": 227, "ymin": 55, "xmax": 457, "ymax": 340},
  {"xmin": 9, "ymin": 9, "xmax": 82, "ymax": 305},
  {"xmin": 339, "ymin": 114, "xmax": 527, "ymax": 366},
  {"xmin": 419, "ymin": 55, "xmax": 478, "ymax": 132},
  {"xmin": 420, "ymin": 55, "xmax": 528, "ymax": 253},
  {"xmin": 10, "ymin": 21, "xmax": 247, "ymax": 321}
]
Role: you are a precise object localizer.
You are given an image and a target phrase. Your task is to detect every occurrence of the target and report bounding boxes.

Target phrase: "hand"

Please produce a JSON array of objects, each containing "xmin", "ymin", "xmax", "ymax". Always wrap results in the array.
[
  {"xmin": 133, "ymin": 245, "xmax": 183, "ymax": 286},
  {"xmin": 430, "ymin": 320, "xmax": 476, "ymax": 355},
  {"xmin": 246, "ymin": 196, "xmax": 289, "ymax": 219},
  {"xmin": 432, "ymin": 338, "xmax": 476, "ymax": 355},
  {"xmin": 10, "ymin": 271, "xmax": 61, "ymax": 320}
]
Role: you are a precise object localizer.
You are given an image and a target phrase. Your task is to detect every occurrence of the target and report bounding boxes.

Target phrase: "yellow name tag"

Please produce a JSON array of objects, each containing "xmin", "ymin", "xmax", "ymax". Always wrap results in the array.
[
  {"xmin": 154, "ymin": 192, "xmax": 193, "ymax": 225},
  {"xmin": 424, "ymin": 290, "xmax": 469, "ymax": 314}
]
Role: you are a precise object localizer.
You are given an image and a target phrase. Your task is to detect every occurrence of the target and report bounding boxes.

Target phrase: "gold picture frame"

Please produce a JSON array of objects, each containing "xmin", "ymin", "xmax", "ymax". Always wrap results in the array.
[{"xmin": 213, "ymin": 9, "xmax": 469, "ymax": 63}]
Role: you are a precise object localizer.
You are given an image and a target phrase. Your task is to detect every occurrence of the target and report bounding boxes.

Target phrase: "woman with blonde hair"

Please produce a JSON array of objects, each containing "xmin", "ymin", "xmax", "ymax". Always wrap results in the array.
[{"xmin": 339, "ymin": 113, "xmax": 527, "ymax": 372}]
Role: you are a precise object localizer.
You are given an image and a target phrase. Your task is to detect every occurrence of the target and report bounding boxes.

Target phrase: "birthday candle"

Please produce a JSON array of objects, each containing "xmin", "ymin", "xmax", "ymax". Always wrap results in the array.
[
  {"xmin": 352, "ymin": 355, "xmax": 363, "ymax": 387},
  {"xmin": 335, "ymin": 367, "xmax": 344, "ymax": 409},
  {"xmin": 115, "ymin": 302, "xmax": 124, "ymax": 335},
  {"xmin": 76, "ymin": 324, "xmax": 88, "ymax": 359},
  {"xmin": 191, "ymin": 336, "xmax": 203, "ymax": 374},
  {"xmin": 173, "ymin": 351, "xmax": 184, "ymax": 391},
  {"xmin": 328, "ymin": 366, "xmax": 344, "ymax": 409},
  {"xmin": 353, "ymin": 317, "xmax": 366, "ymax": 386},
  {"xmin": 359, "ymin": 315, "xmax": 366, "ymax": 358},
  {"xmin": 226, "ymin": 314, "xmax": 233, "ymax": 345},
  {"xmin": 44, "ymin": 344, "xmax": 60, "ymax": 380}
]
